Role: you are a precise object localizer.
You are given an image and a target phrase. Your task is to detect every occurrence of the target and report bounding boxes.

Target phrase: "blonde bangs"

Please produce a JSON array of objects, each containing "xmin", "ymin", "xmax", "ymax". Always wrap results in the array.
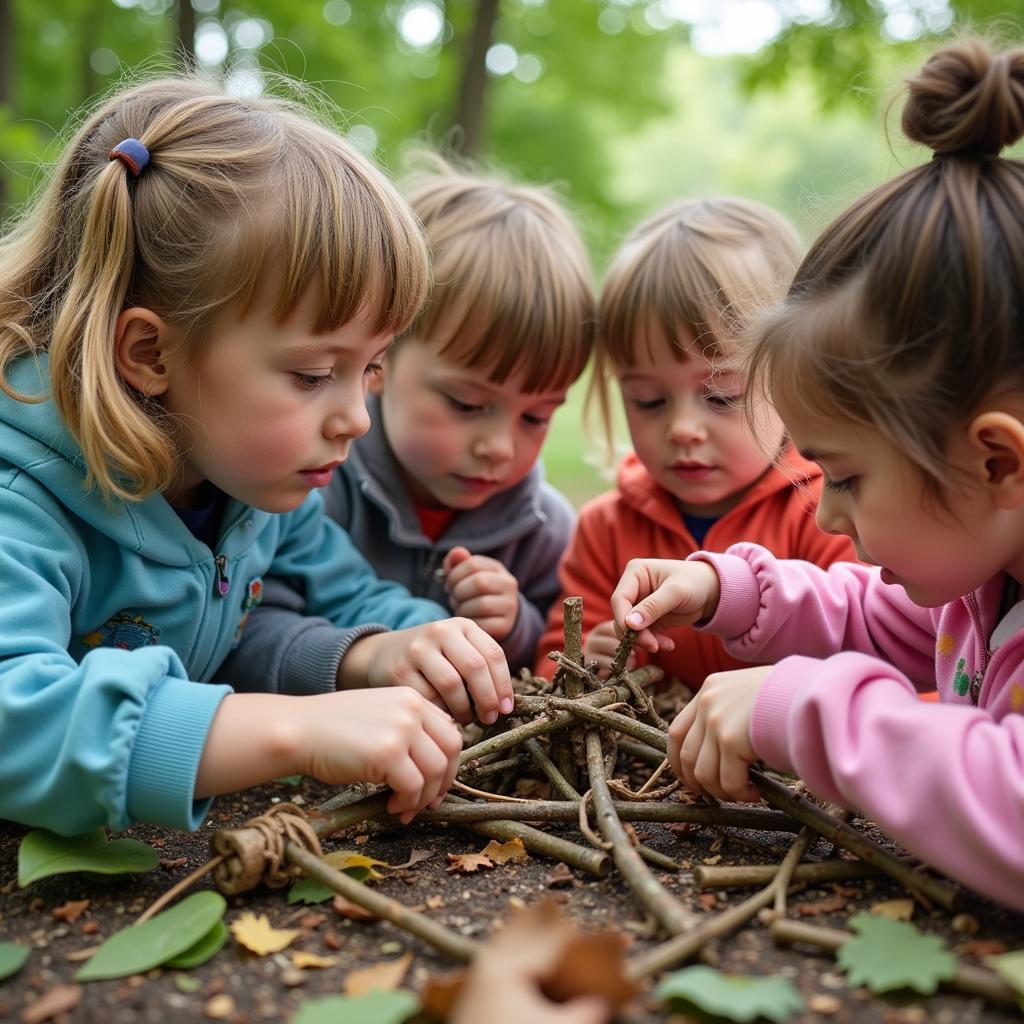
[{"xmin": 402, "ymin": 158, "xmax": 594, "ymax": 393}]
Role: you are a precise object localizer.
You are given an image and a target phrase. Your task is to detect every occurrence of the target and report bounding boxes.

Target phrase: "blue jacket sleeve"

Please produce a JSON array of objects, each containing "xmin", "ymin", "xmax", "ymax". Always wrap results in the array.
[
  {"xmin": 219, "ymin": 495, "xmax": 446, "ymax": 696},
  {"xmin": 0, "ymin": 489, "xmax": 230, "ymax": 835}
]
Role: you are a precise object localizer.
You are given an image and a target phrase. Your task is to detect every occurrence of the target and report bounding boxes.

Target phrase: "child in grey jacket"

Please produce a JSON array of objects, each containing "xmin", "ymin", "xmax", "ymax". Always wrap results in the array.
[{"xmin": 221, "ymin": 157, "xmax": 595, "ymax": 698}]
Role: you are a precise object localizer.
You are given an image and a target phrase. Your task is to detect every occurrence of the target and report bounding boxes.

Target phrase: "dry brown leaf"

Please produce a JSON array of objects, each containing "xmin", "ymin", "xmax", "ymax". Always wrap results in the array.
[
  {"xmin": 230, "ymin": 912, "xmax": 300, "ymax": 955},
  {"xmin": 963, "ymin": 938, "xmax": 1008, "ymax": 958},
  {"xmin": 514, "ymin": 778, "xmax": 550, "ymax": 799},
  {"xmin": 343, "ymin": 952, "xmax": 413, "ymax": 996},
  {"xmin": 480, "ymin": 838, "xmax": 528, "ymax": 865},
  {"xmin": 389, "ymin": 848, "xmax": 435, "ymax": 870},
  {"xmin": 794, "ymin": 892, "xmax": 848, "ymax": 916},
  {"xmin": 697, "ymin": 892, "xmax": 719, "ymax": 912},
  {"xmin": 291, "ymin": 951, "xmax": 338, "ymax": 970},
  {"xmin": 545, "ymin": 863, "xmax": 575, "ymax": 889},
  {"xmin": 20, "ymin": 983, "xmax": 82, "ymax": 1024},
  {"xmin": 422, "ymin": 901, "xmax": 636, "ymax": 1019},
  {"xmin": 869, "ymin": 898, "xmax": 914, "ymax": 921},
  {"xmin": 51, "ymin": 900, "xmax": 89, "ymax": 924},
  {"xmin": 446, "ymin": 851, "xmax": 494, "ymax": 874},
  {"xmin": 702, "ymin": 854, "xmax": 722, "ymax": 866},
  {"xmin": 426, "ymin": 894, "xmax": 444, "ymax": 910},
  {"xmin": 332, "ymin": 894, "xmax": 376, "ymax": 921}
]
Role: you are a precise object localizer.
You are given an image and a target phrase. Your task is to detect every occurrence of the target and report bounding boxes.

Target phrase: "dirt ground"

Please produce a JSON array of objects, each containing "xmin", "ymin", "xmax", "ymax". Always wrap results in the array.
[{"xmin": 1, "ymin": 770, "xmax": 1023, "ymax": 1024}]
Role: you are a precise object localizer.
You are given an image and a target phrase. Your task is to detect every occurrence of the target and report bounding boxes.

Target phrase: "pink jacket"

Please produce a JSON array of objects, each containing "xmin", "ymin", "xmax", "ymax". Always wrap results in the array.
[{"xmin": 693, "ymin": 543, "xmax": 1024, "ymax": 911}]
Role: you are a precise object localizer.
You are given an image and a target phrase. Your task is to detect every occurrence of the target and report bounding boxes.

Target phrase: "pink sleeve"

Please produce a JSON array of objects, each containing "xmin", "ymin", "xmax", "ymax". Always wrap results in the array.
[
  {"xmin": 750, "ymin": 653, "xmax": 1024, "ymax": 911},
  {"xmin": 690, "ymin": 544, "xmax": 935, "ymax": 688}
]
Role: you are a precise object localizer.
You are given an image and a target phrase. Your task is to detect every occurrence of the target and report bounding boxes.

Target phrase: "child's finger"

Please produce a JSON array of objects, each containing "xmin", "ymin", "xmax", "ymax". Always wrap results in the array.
[
  {"xmin": 720, "ymin": 751, "xmax": 759, "ymax": 803},
  {"xmin": 667, "ymin": 701, "xmax": 697, "ymax": 782},
  {"xmin": 408, "ymin": 651, "xmax": 475, "ymax": 724},
  {"xmin": 442, "ymin": 546, "xmax": 473, "ymax": 578},
  {"xmin": 450, "ymin": 622, "xmax": 514, "ymax": 717},
  {"xmin": 448, "ymin": 568, "xmax": 511, "ymax": 603},
  {"xmin": 407, "ymin": 731, "xmax": 454, "ymax": 812},
  {"xmin": 449, "ymin": 593, "xmax": 514, "ymax": 623},
  {"xmin": 384, "ymin": 756, "xmax": 427, "ymax": 822},
  {"xmin": 444, "ymin": 553, "xmax": 504, "ymax": 590}
]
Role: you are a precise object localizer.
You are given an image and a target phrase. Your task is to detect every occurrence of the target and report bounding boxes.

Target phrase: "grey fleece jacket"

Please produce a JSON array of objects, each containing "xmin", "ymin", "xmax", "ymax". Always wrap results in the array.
[{"xmin": 218, "ymin": 395, "xmax": 576, "ymax": 691}]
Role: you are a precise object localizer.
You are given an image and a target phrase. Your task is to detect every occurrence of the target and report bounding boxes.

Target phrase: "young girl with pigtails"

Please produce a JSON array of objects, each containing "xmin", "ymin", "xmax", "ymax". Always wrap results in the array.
[
  {"xmin": 612, "ymin": 39, "xmax": 1024, "ymax": 909},
  {"xmin": 0, "ymin": 76, "xmax": 516, "ymax": 837}
]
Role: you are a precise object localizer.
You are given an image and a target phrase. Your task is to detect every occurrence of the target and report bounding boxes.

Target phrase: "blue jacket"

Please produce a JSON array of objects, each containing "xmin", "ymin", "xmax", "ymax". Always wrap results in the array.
[
  {"xmin": 0, "ymin": 355, "xmax": 444, "ymax": 835},
  {"xmin": 219, "ymin": 394, "xmax": 575, "ymax": 689}
]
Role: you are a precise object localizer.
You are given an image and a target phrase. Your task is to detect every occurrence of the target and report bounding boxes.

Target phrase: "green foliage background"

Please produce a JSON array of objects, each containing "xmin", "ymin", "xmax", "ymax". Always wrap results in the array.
[{"xmin": 2, "ymin": 0, "xmax": 1020, "ymax": 504}]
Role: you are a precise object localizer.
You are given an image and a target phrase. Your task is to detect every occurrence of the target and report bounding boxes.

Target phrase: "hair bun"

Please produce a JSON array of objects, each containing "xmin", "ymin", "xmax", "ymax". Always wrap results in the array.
[{"xmin": 902, "ymin": 39, "xmax": 1024, "ymax": 157}]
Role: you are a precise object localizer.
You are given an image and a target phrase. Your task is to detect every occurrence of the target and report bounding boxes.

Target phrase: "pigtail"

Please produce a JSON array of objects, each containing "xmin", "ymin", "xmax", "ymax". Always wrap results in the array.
[{"xmin": 50, "ymin": 155, "xmax": 175, "ymax": 501}]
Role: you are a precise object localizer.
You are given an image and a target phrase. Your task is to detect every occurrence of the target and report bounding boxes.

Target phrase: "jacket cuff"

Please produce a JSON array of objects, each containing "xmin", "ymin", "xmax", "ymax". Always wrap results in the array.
[
  {"xmin": 749, "ymin": 656, "xmax": 817, "ymax": 774},
  {"xmin": 284, "ymin": 623, "xmax": 390, "ymax": 696},
  {"xmin": 686, "ymin": 551, "xmax": 762, "ymax": 638},
  {"xmin": 126, "ymin": 676, "xmax": 232, "ymax": 831}
]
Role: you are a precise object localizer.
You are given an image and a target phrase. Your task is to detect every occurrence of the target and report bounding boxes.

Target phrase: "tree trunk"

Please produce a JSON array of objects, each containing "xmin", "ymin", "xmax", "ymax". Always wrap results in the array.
[
  {"xmin": 178, "ymin": 0, "xmax": 195, "ymax": 65},
  {"xmin": 0, "ymin": 0, "xmax": 12, "ymax": 210},
  {"xmin": 451, "ymin": 0, "xmax": 499, "ymax": 154}
]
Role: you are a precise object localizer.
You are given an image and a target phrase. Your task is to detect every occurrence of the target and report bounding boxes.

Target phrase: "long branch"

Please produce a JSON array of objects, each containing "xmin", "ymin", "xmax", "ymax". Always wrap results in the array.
[
  {"xmin": 695, "ymin": 858, "xmax": 886, "ymax": 890},
  {"xmin": 750, "ymin": 769, "xmax": 962, "ymax": 911},
  {"xmin": 585, "ymin": 730, "xmax": 697, "ymax": 935}
]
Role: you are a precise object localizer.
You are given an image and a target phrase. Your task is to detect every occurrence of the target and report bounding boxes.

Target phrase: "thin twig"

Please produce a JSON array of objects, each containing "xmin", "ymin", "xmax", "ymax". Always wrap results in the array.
[
  {"xmin": 585, "ymin": 730, "xmax": 697, "ymax": 935},
  {"xmin": 578, "ymin": 790, "xmax": 611, "ymax": 850},
  {"xmin": 136, "ymin": 855, "xmax": 225, "ymax": 925},
  {"xmin": 750, "ymin": 768, "xmax": 963, "ymax": 911},
  {"xmin": 638, "ymin": 758, "xmax": 671, "ymax": 795},
  {"xmin": 450, "ymin": 779, "xmax": 532, "ymax": 803},
  {"xmin": 773, "ymin": 827, "xmax": 813, "ymax": 917},
  {"xmin": 522, "ymin": 738, "xmax": 580, "ymax": 800}
]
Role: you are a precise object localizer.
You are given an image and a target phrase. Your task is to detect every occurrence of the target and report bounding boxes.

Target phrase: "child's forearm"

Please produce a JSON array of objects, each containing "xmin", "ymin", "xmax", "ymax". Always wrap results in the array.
[{"xmin": 194, "ymin": 693, "xmax": 304, "ymax": 796}]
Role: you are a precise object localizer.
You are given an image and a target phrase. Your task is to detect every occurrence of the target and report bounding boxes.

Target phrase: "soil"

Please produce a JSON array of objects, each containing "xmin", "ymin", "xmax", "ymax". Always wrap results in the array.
[{"xmin": 1, "ymin": 772, "xmax": 1022, "ymax": 1024}]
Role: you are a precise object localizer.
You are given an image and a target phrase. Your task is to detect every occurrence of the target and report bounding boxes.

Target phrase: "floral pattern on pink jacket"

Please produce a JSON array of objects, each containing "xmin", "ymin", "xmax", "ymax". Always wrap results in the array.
[{"xmin": 692, "ymin": 543, "xmax": 1024, "ymax": 911}]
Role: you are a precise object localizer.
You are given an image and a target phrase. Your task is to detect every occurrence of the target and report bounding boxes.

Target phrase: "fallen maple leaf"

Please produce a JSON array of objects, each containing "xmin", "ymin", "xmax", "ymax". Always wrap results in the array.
[
  {"xmin": 870, "ymin": 898, "xmax": 914, "ymax": 921},
  {"xmin": 230, "ymin": 913, "xmax": 300, "ymax": 955},
  {"xmin": 292, "ymin": 951, "xmax": 338, "ymax": 970},
  {"xmin": 446, "ymin": 852, "xmax": 494, "ymax": 874},
  {"xmin": 344, "ymin": 952, "xmax": 413, "ymax": 996},
  {"xmin": 480, "ymin": 838, "xmax": 528, "ymax": 865},
  {"xmin": 51, "ymin": 899, "xmax": 89, "ymax": 924}
]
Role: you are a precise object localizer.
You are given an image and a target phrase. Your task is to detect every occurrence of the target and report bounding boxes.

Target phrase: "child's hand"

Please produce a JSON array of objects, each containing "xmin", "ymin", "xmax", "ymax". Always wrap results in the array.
[
  {"xmin": 610, "ymin": 558, "xmax": 721, "ymax": 653},
  {"xmin": 302, "ymin": 689, "xmax": 463, "ymax": 823},
  {"xmin": 667, "ymin": 666, "xmax": 774, "ymax": 802},
  {"xmin": 341, "ymin": 619, "xmax": 514, "ymax": 726},
  {"xmin": 443, "ymin": 546, "xmax": 520, "ymax": 642},
  {"xmin": 583, "ymin": 620, "xmax": 638, "ymax": 678}
]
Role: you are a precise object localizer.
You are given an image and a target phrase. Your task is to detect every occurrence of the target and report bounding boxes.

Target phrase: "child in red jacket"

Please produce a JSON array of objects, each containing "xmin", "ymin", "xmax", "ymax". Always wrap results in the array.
[{"xmin": 536, "ymin": 198, "xmax": 854, "ymax": 688}]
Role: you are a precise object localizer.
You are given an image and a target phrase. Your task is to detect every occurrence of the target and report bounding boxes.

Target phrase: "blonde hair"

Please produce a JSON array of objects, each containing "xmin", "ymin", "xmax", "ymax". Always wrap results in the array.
[
  {"xmin": 0, "ymin": 75, "xmax": 429, "ymax": 502},
  {"xmin": 749, "ymin": 38, "xmax": 1024, "ymax": 497},
  {"xmin": 590, "ymin": 197, "xmax": 802, "ymax": 457},
  {"xmin": 398, "ymin": 154, "xmax": 595, "ymax": 392}
]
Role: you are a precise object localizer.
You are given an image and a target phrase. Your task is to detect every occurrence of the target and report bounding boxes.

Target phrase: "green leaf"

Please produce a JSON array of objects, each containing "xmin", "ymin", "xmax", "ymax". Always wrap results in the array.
[
  {"xmin": 287, "ymin": 877, "xmax": 335, "ymax": 905},
  {"xmin": 76, "ymin": 891, "xmax": 226, "ymax": 982},
  {"xmin": 0, "ymin": 943, "xmax": 29, "ymax": 982},
  {"xmin": 985, "ymin": 949, "xmax": 1024, "ymax": 1011},
  {"xmin": 292, "ymin": 991, "xmax": 420, "ymax": 1024},
  {"xmin": 656, "ymin": 965, "xmax": 804, "ymax": 1023},
  {"xmin": 275, "ymin": 775, "xmax": 304, "ymax": 786},
  {"xmin": 164, "ymin": 919, "xmax": 229, "ymax": 969},
  {"xmin": 18, "ymin": 829, "xmax": 159, "ymax": 887},
  {"xmin": 838, "ymin": 914, "xmax": 956, "ymax": 995}
]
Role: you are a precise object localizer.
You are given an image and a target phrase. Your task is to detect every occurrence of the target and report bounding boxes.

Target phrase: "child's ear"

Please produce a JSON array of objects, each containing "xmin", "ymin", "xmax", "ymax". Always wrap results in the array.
[
  {"xmin": 114, "ymin": 307, "xmax": 173, "ymax": 397},
  {"xmin": 967, "ymin": 410, "xmax": 1024, "ymax": 509}
]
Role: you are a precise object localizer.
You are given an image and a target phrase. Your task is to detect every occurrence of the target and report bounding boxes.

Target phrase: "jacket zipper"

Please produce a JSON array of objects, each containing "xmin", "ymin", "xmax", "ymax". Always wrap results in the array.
[
  {"xmin": 963, "ymin": 593, "xmax": 987, "ymax": 704},
  {"xmin": 213, "ymin": 554, "xmax": 231, "ymax": 597}
]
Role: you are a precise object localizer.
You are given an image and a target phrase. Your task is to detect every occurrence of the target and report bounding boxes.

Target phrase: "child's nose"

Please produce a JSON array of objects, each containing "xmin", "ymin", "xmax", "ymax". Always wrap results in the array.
[
  {"xmin": 666, "ymin": 406, "xmax": 707, "ymax": 445},
  {"xmin": 473, "ymin": 425, "xmax": 515, "ymax": 463},
  {"xmin": 324, "ymin": 395, "xmax": 370, "ymax": 441},
  {"xmin": 815, "ymin": 492, "xmax": 851, "ymax": 538}
]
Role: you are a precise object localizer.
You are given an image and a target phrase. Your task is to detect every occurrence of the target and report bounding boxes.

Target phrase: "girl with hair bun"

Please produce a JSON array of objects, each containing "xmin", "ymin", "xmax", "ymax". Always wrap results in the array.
[
  {"xmin": 610, "ymin": 38, "xmax": 1024, "ymax": 909},
  {"xmin": 0, "ymin": 76, "xmax": 516, "ymax": 837}
]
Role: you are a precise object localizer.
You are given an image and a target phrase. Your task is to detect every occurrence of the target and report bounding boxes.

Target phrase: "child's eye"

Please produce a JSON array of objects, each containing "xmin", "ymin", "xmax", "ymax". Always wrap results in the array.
[
  {"xmin": 445, "ymin": 394, "xmax": 483, "ymax": 414},
  {"xmin": 825, "ymin": 475, "xmax": 856, "ymax": 493},
  {"xmin": 630, "ymin": 397, "xmax": 665, "ymax": 412},
  {"xmin": 364, "ymin": 362, "xmax": 384, "ymax": 378},
  {"xmin": 706, "ymin": 392, "xmax": 741, "ymax": 410},
  {"xmin": 292, "ymin": 371, "xmax": 334, "ymax": 391},
  {"xmin": 522, "ymin": 413, "xmax": 551, "ymax": 428}
]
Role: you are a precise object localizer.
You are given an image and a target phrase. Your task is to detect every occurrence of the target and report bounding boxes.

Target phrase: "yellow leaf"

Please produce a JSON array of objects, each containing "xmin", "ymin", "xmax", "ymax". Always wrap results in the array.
[
  {"xmin": 481, "ymin": 838, "xmax": 529, "ymax": 865},
  {"xmin": 869, "ymin": 898, "xmax": 915, "ymax": 921},
  {"xmin": 230, "ymin": 913, "xmax": 300, "ymax": 955},
  {"xmin": 291, "ymin": 951, "xmax": 338, "ymax": 970},
  {"xmin": 324, "ymin": 850, "xmax": 390, "ymax": 881},
  {"xmin": 344, "ymin": 953, "xmax": 413, "ymax": 996}
]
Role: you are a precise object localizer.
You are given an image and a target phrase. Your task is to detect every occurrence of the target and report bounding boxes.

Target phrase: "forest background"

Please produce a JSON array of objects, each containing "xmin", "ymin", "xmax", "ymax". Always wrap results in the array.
[{"xmin": 1, "ymin": 0, "xmax": 1020, "ymax": 506}]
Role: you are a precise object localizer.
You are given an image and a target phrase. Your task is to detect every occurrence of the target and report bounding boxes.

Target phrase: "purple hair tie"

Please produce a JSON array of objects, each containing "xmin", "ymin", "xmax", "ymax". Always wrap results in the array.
[{"xmin": 108, "ymin": 138, "xmax": 150, "ymax": 177}]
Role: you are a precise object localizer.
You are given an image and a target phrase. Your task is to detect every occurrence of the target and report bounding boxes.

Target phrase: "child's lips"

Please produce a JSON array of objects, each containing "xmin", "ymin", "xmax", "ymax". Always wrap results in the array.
[
  {"xmin": 453, "ymin": 474, "xmax": 501, "ymax": 492},
  {"xmin": 670, "ymin": 461, "xmax": 714, "ymax": 480},
  {"xmin": 298, "ymin": 460, "xmax": 343, "ymax": 488}
]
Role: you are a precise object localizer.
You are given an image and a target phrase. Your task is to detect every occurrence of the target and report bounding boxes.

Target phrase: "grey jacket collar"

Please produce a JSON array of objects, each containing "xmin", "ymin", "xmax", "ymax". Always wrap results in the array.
[{"xmin": 348, "ymin": 394, "xmax": 548, "ymax": 549}]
